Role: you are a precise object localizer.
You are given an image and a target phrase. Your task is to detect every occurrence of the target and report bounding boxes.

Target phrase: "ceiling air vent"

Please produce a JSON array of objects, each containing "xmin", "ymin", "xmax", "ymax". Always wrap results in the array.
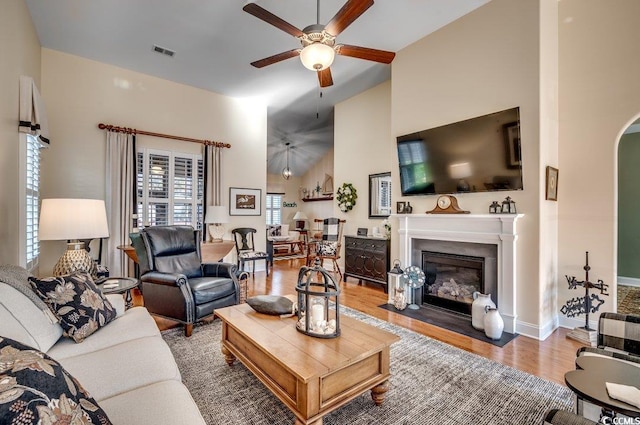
[{"xmin": 152, "ymin": 45, "xmax": 175, "ymax": 57}]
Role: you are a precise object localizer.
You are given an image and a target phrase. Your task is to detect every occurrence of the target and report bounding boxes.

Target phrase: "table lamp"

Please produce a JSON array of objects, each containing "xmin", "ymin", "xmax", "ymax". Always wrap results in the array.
[
  {"xmin": 39, "ymin": 198, "xmax": 109, "ymax": 278},
  {"xmin": 205, "ymin": 205, "xmax": 229, "ymax": 242},
  {"xmin": 449, "ymin": 162, "xmax": 472, "ymax": 192},
  {"xmin": 293, "ymin": 211, "xmax": 308, "ymax": 230}
]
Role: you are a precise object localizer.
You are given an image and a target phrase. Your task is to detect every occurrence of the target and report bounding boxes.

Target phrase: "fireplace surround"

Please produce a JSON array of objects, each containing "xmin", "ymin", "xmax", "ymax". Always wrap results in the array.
[{"xmin": 395, "ymin": 213, "xmax": 523, "ymax": 334}]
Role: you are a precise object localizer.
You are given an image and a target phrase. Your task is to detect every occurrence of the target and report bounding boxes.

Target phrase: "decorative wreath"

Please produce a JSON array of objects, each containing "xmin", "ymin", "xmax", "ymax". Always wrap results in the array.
[
  {"xmin": 402, "ymin": 266, "xmax": 426, "ymax": 288},
  {"xmin": 336, "ymin": 183, "xmax": 357, "ymax": 213}
]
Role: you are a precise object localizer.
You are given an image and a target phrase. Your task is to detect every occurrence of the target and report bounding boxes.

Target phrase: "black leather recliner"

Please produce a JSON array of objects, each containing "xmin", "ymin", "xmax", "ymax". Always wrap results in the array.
[{"xmin": 131, "ymin": 225, "xmax": 240, "ymax": 337}]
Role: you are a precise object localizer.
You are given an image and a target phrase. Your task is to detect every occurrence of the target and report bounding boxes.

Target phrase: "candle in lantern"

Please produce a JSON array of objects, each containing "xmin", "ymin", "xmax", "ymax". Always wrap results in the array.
[{"xmin": 311, "ymin": 300, "xmax": 325, "ymax": 325}]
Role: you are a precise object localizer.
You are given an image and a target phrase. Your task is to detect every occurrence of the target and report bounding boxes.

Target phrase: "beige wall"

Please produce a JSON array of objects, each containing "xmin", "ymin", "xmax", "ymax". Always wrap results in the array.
[
  {"xmin": 334, "ymin": 81, "xmax": 393, "ymax": 239},
  {"xmin": 391, "ymin": 0, "xmax": 546, "ymax": 337},
  {"xmin": 557, "ymin": 0, "xmax": 640, "ymax": 326},
  {"xmin": 39, "ymin": 49, "xmax": 267, "ymax": 274},
  {"xmin": 0, "ymin": 0, "xmax": 41, "ymax": 266},
  {"xmin": 301, "ymin": 148, "xmax": 335, "ymax": 227}
]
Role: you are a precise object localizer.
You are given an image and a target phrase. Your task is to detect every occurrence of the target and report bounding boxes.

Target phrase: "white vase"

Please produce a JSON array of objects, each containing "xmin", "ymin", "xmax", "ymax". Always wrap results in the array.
[
  {"xmin": 471, "ymin": 292, "xmax": 495, "ymax": 330},
  {"xmin": 484, "ymin": 306, "xmax": 504, "ymax": 340}
]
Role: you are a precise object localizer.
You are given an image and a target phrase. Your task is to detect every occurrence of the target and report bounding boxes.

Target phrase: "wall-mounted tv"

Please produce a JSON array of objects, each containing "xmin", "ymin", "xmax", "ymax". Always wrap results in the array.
[{"xmin": 396, "ymin": 107, "xmax": 523, "ymax": 196}]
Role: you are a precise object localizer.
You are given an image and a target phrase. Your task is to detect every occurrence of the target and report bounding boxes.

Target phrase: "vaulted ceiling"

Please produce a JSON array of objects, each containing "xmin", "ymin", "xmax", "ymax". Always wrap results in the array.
[{"xmin": 25, "ymin": 0, "xmax": 489, "ymax": 177}]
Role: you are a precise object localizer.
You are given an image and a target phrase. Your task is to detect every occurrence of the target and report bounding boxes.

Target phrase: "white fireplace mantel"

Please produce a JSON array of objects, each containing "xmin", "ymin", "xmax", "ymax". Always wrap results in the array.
[{"xmin": 395, "ymin": 213, "xmax": 524, "ymax": 334}]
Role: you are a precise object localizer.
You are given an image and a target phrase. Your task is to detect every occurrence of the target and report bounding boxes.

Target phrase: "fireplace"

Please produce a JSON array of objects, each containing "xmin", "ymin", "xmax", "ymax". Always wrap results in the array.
[
  {"xmin": 396, "ymin": 214, "xmax": 520, "ymax": 333},
  {"xmin": 422, "ymin": 251, "xmax": 484, "ymax": 315}
]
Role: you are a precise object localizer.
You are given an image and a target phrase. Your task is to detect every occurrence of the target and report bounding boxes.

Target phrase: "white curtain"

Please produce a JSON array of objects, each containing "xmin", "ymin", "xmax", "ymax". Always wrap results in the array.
[
  {"xmin": 105, "ymin": 131, "xmax": 135, "ymax": 277},
  {"xmin": 18, "ymin": 76, "xmax": 50, "ymax": 146}
]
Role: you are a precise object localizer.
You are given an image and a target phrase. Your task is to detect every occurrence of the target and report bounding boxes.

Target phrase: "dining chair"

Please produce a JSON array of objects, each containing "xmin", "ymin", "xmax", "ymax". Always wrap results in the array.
[
  {"xmin": 231, "ymin": 227, "xmax": 269, "ymax": 277},
  {"xmin": 307, "ymin": 218, "xmax": 346, "ymax": 280}
]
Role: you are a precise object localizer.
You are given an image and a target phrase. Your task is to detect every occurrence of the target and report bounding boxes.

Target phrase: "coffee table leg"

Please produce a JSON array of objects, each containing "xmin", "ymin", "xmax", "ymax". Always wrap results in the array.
[
  {"xmin": 221, "ymin": 345, "xmax": 236, "ymax": 366},
  {"xmin": 370, "ymin": 380, "xmax": 389, "ymax": 406}
]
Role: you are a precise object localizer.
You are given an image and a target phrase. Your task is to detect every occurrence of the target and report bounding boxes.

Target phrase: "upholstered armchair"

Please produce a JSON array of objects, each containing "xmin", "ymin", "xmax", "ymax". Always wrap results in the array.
[{"xmin": 131, "ymin": 225, "xmax": 240, "ymax": 337}]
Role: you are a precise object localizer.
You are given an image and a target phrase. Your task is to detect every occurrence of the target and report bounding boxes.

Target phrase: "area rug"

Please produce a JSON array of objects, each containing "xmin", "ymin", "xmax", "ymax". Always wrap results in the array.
[
  {"xmin": 272, "ymin": 253, "xmax": 306, "ymax": 262},
  {"xmin": 379, "ymin": 303, "xmax": 518, "ymax": 347},
  {"xmin": 162, "ymin": 307, "xmax": 573, "ymax": 425},
  {"xmin": 618, "ymin": 285, "xmax": 640, "ymax": 315}
]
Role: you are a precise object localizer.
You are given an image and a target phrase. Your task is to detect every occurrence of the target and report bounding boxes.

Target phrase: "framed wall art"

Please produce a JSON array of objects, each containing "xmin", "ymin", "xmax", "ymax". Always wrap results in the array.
[
  {"xmin": 396, "ymin": 201, "xmax": 406, "ymax": 214},
  {"xmin": 229, "ymin": 187, "xmax": 262, "ymax": 216},
  {"xmin": 545, "ymin": 166, "xmax": 558, "ymax": 201}
]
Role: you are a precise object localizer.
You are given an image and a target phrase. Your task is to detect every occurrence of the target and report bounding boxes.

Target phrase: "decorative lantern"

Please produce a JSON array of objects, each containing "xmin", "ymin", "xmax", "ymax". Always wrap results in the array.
[
  {"xmin": 489, "ymin": 201, "xmax": 501, "ymax": 214},
  {"xmin": 501, "ymin": 196, "xmax": 517, "ymax": 214},
  {"xmin": 296, "ymin": 258, "xmax": 340, "ymax": 338},
  {"xmin": 387, "ymin": 260, "xmax": 406, "ymax": 309}
]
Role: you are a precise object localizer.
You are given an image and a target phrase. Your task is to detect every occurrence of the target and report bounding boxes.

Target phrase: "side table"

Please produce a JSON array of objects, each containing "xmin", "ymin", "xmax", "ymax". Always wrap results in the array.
[
  {"xmin": 565, "ymin": 356, "xmax": 640, "ymax": 419},
  {"xmin": 98, "ymin": 277, "xmax": 139, "ymax": 309}
]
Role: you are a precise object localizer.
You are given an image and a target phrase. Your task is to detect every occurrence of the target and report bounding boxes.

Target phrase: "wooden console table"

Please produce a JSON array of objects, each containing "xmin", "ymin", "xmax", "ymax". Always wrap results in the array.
[{"xmin": 343, "ymin": 235, "xmax": 390, "ymax": 293}]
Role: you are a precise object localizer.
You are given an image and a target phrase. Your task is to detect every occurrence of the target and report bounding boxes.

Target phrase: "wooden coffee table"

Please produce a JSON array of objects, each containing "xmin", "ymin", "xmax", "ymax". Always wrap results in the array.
[{"xmin": 215, "ymin": 302, "xmax": 400, "ymax": 425}]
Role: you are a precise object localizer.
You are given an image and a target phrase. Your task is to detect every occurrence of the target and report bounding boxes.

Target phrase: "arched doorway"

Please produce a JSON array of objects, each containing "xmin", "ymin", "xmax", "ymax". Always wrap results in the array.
[{"xmin": 617, "ymin": 116, "xmax": 640, "ymax": 314}]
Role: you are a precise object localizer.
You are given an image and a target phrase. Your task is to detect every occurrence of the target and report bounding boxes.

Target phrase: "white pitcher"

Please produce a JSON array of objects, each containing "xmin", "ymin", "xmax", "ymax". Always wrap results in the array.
[
  {"xmin": 484, "ymin": 306, "xmax": 504, "ymax": 340},
  {"xmin": 471, "ymin": 292, "xmax": 495, "ymax": 330}
]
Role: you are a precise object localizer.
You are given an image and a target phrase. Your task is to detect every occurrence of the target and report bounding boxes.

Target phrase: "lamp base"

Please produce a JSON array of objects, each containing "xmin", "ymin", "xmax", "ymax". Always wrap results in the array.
[
  {"xmin": 295, "ymin": 220, "xmax": 305, "ymax": 230},
  {"xmin": 53, "ymin": 242, "xmax": 97, "ymax": 278},
  {"xmin": 208, "ymin": 224, "xmax": 225, "ymax": 242}
]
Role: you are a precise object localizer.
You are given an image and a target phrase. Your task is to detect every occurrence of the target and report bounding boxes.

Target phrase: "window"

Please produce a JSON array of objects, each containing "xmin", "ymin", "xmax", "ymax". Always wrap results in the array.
[
  {"xmin": 265, "ymin": 194, "xmax": 282, "ymax": 225},
  {"xmin": 136, "ymin": 148, "xmax": 203, "ymax": 230},
  {"xmin": 25, "ymin": 135, "xmax": 42, "ymax": 270}
]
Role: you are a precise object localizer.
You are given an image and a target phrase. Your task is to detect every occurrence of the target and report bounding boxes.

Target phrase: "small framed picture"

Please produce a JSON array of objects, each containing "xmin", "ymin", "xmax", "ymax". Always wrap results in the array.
[
  {"xmin": 545, "ymin": 166, "xmax": 558, "ymax": 201},
  {"xmin": 396, "ymin": 201, "xmax": 406, "ymax": 214},
  {"xmin": 357, "ymin": 228, "xmax": 367, "ymax": 236},
  {"xmin": 229, "ymin": 187, "xmax": 262, "ymax": 216}
]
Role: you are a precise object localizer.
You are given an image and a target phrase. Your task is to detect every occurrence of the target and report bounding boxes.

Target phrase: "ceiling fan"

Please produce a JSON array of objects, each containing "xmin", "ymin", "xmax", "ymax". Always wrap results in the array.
[{"xmin": 243, "ymin": 0, "xmax": 395, "ymax": 88}]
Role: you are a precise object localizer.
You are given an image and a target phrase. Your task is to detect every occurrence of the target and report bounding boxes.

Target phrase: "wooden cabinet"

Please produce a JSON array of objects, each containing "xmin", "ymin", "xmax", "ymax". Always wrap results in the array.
[{"xmin": 344, "ymin": 236, "xmax": 390, "ymax": 293}]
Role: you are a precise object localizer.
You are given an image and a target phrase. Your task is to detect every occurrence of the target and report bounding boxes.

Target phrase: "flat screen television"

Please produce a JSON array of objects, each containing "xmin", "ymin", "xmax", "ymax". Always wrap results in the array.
[{"xmin": 396, "ymin": 107, "xmax": 523, "ymax": 196}]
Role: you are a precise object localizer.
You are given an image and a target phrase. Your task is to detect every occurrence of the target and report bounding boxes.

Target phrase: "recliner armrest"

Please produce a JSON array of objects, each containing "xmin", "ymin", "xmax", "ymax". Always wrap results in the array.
[
  {"xmin": 202, "ymin": 262, "xmax": 237, "ymax": 279},
  {"xmin": 141, "ymin": 271, "xmax": 188, "ymax": 287}
]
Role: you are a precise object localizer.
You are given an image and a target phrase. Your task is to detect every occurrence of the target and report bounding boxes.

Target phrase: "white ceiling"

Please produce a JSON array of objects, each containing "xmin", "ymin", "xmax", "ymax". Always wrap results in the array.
[{"xmin": 25, "ymin": 0, "xmax": 489, "ymax": 177}]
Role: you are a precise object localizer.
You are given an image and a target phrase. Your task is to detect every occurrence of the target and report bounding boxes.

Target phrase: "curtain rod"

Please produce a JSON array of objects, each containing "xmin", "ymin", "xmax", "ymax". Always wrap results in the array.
[{"xmin": 98, "ymin": 123, "xmax": 231, "ymax": 148}]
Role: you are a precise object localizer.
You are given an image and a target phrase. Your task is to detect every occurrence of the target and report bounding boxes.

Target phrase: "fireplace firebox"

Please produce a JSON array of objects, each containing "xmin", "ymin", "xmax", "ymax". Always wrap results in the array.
[{"xmin": 422, "ymin": 251, "xmax": 484, "ymax": 315}]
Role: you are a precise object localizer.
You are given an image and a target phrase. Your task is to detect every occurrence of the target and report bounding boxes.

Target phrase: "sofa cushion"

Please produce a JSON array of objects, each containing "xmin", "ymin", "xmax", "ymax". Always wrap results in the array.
[
  {"xmin": 0, "ymin": 336, "xmax": 113, "ymax": 424},
  {"xmin": 99, "ymin": 380, "xmax": 205, "ymax": 425},
  {"xmin": 47, "ymin": 306, "xmax": 160, "ymax": 360},
  {"xmin": 29, "ymin": 272, "xmax": 117, "ymax": 343},
  {"xmin": 56, "ymin": 336, "xmax": 182, "ymax": 401},
  {"xmin": 0, "ymin": 283, "xmax": 63, "ymax": 353}
]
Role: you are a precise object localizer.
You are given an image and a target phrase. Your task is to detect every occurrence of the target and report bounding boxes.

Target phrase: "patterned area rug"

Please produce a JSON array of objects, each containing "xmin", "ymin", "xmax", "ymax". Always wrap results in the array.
[
  {"xmin": 272, "ymin": 253, "xmax": 306, "ymax": 262},
  {"xmin": 618, "ymin": 285, "xmax": 640, "ymax": 315},
  {"xmin": 162, "ymin": 307, "xmax": 573, "ymax": 424}
]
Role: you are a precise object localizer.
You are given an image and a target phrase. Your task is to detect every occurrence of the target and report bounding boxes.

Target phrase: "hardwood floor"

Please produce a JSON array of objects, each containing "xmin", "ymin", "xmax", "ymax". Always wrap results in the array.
[{"xmin": 142, "ymin": 258, "xmax": 585, "ymax": 386}]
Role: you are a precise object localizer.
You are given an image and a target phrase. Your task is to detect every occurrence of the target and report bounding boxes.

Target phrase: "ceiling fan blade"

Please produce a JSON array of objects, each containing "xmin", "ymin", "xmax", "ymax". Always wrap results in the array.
[
  {"xmin": 325, "ymin": 0, "xmax": 374, "ymax": 37},
  {"xmin": 318, "ymin": 68, "xmax": 333, "ymax": 87},
  {"xmin": 243, "ymin": 3, "xmax": 304, "ymax": 38},
  {"xmin": 250, "ymin": 49, "xmax": 300, "ymax": 68},
  {"xmin": 336, "ymin": 44, "xmax": 395, "ymax": 64}
]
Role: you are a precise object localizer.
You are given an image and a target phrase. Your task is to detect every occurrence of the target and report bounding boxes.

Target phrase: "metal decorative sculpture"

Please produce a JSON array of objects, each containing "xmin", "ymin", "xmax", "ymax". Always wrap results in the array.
[{"xmin": 561, "ymin": 251, "xmax": 609, "ymax": 331}]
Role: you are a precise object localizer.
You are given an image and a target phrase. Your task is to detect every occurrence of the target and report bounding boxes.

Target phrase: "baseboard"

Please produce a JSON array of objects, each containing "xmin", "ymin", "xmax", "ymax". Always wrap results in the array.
[
  {"xmin": 516, "ymin": 316, "xmax": 558, "ymax": 340},
  {"xmin": 558, "ymin": 314, "xmax": 598, "ymax": 332},
  {"xmin": 618, "ymin": 276, "xmax": 640, "ymax": 287}
]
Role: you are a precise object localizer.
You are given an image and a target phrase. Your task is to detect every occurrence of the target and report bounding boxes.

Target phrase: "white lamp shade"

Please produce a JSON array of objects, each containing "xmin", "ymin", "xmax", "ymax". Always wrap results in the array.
[
  {"xmin": 449, "ymin": 162, "xmax": 472, "ymax": 179},
  {"xmin": 205, "ymin": 205, "xmax": 229, "ymax": 224},
  {"xmin": 293, "ymin": 211, "xmax": 308, "ymax": 220},
  {"xmin": 39, "ymin": 198, "xmax": 109, "ymax": 241},
  {"xmin": 300, "ymin": 43, "xmax": 335, "ymax": 71}
]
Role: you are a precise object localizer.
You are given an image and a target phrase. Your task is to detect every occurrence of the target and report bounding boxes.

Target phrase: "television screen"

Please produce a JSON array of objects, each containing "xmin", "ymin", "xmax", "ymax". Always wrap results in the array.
[{"xmin": 396, "ymin": 107, "xmax": 523, "ymax": 196}]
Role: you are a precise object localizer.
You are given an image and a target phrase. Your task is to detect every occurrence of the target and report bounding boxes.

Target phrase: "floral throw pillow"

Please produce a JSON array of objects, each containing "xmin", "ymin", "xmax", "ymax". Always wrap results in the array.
[
  {"xmin": 29, "ymin": 272, "xmax": 117, "ymax": 343},
  {"xmin": 0, "ymin": 336, "xmax": 113, "ymax": 424}
]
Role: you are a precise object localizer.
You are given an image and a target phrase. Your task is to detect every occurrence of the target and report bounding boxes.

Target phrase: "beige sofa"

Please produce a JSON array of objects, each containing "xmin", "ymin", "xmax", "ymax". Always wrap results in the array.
[{"xmin": 0, "ymin": 267, "xmax": 205, "ymax": 425}]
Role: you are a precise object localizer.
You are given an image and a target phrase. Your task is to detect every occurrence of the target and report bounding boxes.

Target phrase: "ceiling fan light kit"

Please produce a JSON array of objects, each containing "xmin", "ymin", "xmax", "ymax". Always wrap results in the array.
[
  {"xmin": 243, "ymin": 0, "xmax": 395, "ymax": 88},
  {"xmin": 300, "ymin": 42, "xmax": 335, "ymax": 71}
]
